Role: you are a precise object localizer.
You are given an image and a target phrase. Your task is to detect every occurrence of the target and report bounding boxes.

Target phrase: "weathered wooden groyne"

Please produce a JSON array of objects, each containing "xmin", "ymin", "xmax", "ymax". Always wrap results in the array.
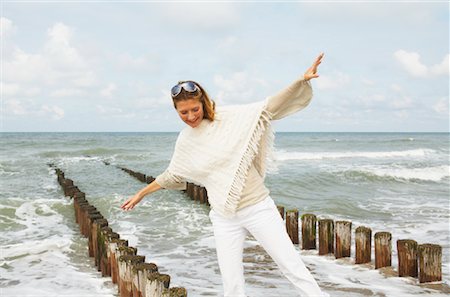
[
  {"xmin": 111, "ymin": 163, "xmax": 443, "ymax": 285},
  {"xmin": 48, "ymin": 163, "xmax": 188, "ymax": 297}
]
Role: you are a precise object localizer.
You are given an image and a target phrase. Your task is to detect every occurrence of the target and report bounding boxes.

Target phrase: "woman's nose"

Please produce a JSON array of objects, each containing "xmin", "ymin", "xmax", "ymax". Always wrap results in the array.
[{"xmin": 187, "ymin": 113, "xmax": 195, "ymax": 120}]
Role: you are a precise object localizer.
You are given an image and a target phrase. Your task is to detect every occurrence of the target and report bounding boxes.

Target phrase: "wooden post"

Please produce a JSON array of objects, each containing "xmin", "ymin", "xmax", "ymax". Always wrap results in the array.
[
  {"xmin": 98, "ymin": 226, "xmax": 112, "ymax": 276},
  {"xmin": 167, "ymin": 288, "xmax": 188, "ymax": 297},
  {"xmin": 193, "ymin": 186, "xmax": 199, "ymax": 201},
  {"xmin": 204, "ymin": 188, "xmax": 210, "ymax": 206},
  {"xmin": 121, "ymin": 255, "xmax": 145, "ymax": 297},
  {"xmin": 88, "ymin": 213, "xmax": 104, "ymax": 257},
  {"xmin": 119, "ymin": 255, "xmax": 135, "ymax": 297},
  {"xmin": 335, "ymin": 221, "xmax": 351, "ymax": 258},
  {"xmin": 198, "ymin": 187, "xmax": 207, "ymax": 204},
  {"xmin": 418, "ymin": 244, "xmax": 442, "ymax": 283},
  {"xmin": 110, "ymin": 239, "xmax": 129, "ymax": 284},
  {"xmin": 355, "ymin": 226, "xmax": 372, "ymax": 264},
  {"xmin": 105, "ymin": 231, "xmax": 120, "ymax": 276},
  {"xmin": 301, "ymin": 214, "xmax": 317, "ymax": 250},
  {"xmin": 76, "ymin": 200, "xmax": 89, "ymax": 224},
  {"xmin": 277, "ymin": 205, "xmax": 285, "ymax": 220},
  {"xmin": 285, "ymin": 209, "xmax": 299, "ymax": 244},
  {"xmin": 375, "ymin": 232, "xmax": 392, "ymax": 269},
  {"xmin": 136, "ymin": 172, "xmax": 146, "ymax": 183},
  {"xmin": 80, "ymin": 205, "xmax": 97, "ymax": 237},
  {"xmin": 117, "ymin": 246, "xmax": 137, "ymax": 294},
  {"xmin": 146, "ymin": 175, "xmax": 155, "ymax": 184},
  {"xmin": 318, "ymin": 219, "xmax": 334, "ymax": 255},
  {"xmin": 133, "ymin": 263, "xmax": 158, "ymax": 297},
  {"xmin": 145, "ymin": 273, "xmax": 170, "ymax": 297},
  {"xmin": 93, "ymin": 218, "xmax": 109, "ymax": 270},
  {"xmin": 397, "ymin": 239, "xmax": 418, "ymax": 277},
  {"xmin": 73, "ymin": 196, "xmax": 87, "ymax": 224},
  {"xmin": 186, "ymin": 183, "xmax": 192, "ymax": 199}
]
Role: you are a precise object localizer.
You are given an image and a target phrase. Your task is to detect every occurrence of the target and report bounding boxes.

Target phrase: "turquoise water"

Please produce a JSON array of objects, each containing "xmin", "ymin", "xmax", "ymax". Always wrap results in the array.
[{"xmin": 1, "ymin": 132, "xmax": 449, "ymax": 296}]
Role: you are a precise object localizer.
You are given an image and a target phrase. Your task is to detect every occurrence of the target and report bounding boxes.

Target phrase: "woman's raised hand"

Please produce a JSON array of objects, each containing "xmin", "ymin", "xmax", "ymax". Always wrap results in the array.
[
  {"xmin": 304, "ymin": 52, "xmax": 324, "ymax": 81},
  {"xmin": 120, "ymin": 193, "xmax": 144, "ymax": 211}
]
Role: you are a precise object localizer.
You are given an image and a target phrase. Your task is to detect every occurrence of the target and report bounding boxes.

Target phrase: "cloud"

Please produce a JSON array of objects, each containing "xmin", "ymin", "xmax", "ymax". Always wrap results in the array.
[
  {"xmin": 135, "ymin": 90, "xmax": 171, "ymax": 109},
  {"xmin": 40, "ymin": 105, "xmax": 65, "ymax": 120},
  {"xmin": 213, "ymin": 71, "xmax": 267, "ymax": 104},
  {"xmin": 5, "ymin": 98, "xmax": 64, "ymax": 120},
  {"xmin": 100, "ymin": 83, "xmax": 117, "ymax": 98},
  {"xmin": 217, "ymin": 36, "xmax": 238, "ymax": 50},
  {"xmin": 394, "ymin": 50, "xmax": 449, "ymax": 77},
  {"xmin": 157, "ymin": 2, "xmax": 239, "ymax": 30},
  {"xmin": 390, "ymin": 95, "xmax": 413, "ymax": 109},
  {"xmin": 0, "ymin": 17, "xmax": 15, "ymax": 38},
  {"xmin": 6, "ymin": 99, "xmax": 27, "ymax": 115},
  {"xmin": 96, "ymin": 105, "xmax": 136, "ymax": 119},
  {"xmin": 430, "ymin": 54, "xmax": 449, "ymax": 76},
  {"xmin": 1, "ymin": 82, "xmax": 20, "ymax": 96},
  {"xmin": 315, "ymin": 72, "xmax": 350, "ymax": 89},
  {"xmin": 357, "ymin": 94, "xmax": 386, "ymax": 107},
  {"xmin": 114, "ymin": 53, "xmax": 160, "ymax": 72},
  {"xmin": 4, "ymin": 21, "xmax": 97, "ymax": 89},
  {"xmin": 50, "ymin": 88, "xmax": 84, "ymax": 98},
  {"xmin": 361, "ymin": 78, "xmax": 375, "ymax": 86},
  {"xmin": 432, "ymin": 97, "xmax": 449, "ymax": 115}
]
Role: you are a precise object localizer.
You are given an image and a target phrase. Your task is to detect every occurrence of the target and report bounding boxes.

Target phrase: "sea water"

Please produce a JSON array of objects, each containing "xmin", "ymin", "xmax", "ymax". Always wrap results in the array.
[{"xmin": 1, "ymin": 132, "xmax": 449, "ymax": 297}]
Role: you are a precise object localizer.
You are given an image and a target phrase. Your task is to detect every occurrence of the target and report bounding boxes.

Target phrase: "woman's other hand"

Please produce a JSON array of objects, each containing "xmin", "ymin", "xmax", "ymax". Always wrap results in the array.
[
  {"xmin": 120, "ymin": 193, "xmax": 144, "ymax": 211},
  {"xmin": 304, "ymin": 52, "xmax": 324, "ymax": 81}
]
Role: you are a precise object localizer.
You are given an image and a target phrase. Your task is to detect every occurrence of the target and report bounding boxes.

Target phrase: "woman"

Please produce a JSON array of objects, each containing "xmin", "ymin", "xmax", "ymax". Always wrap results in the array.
[{"xmin": 121, "ymin": 53, "xmax": 326, "ymax": 297}]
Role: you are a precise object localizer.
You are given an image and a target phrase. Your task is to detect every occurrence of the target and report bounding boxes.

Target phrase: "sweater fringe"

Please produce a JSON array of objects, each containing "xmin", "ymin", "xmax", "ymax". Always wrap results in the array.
[{"xmin": 224, "ymin": 108, "xmax": 275, "ymax": 215}]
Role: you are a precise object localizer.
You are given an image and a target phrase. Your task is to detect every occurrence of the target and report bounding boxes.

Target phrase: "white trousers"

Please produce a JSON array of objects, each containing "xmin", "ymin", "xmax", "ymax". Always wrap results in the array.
[{"xmin": 209, "ymin": 196, "xmax": 325, "ymax": 297}]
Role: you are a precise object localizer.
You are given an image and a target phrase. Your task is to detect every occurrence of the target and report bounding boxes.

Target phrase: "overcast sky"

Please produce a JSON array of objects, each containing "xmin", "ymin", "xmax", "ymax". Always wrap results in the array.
[{"xmin": 2, "ymin": 1, "xmax": 449, "ymax": 132}]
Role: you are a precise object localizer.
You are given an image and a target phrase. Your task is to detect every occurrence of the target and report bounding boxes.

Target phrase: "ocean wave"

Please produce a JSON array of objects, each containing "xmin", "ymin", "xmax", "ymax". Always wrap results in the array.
[
  {"xmin": 275, "ymin": 149, "xmax": 435, "ymax": 161},
  {"xmin": 341, "ymin": 165, "xmax": 450, "ymax": 182}
]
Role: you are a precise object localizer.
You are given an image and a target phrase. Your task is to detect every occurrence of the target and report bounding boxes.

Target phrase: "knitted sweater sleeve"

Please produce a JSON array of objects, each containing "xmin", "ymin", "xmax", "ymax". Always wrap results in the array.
[
  {"xmin": 155, "ymin": 170, "xmax": 187, "ymax": 191},
  {"xmin": 265, "ymin": 77, "xmax": 313, "ymax": 120}
]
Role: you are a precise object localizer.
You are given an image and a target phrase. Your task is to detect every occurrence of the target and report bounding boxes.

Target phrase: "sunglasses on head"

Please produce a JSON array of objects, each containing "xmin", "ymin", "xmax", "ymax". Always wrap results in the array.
[{"xmin": 171, "ymin": 81, "xmax": 199, "ymax": 98}]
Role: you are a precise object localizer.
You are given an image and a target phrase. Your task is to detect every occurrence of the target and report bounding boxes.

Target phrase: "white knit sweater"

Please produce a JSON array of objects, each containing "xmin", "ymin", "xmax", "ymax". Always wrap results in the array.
[{"xmin": 156, "ymin": 77, "xmax": 313, "ymax": 218}]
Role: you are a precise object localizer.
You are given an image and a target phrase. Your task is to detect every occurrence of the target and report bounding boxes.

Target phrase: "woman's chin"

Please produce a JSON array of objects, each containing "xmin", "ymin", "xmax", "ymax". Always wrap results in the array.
[{"xmin": 187, "ymin": 119, "xmax": 199, "ymax": 128}]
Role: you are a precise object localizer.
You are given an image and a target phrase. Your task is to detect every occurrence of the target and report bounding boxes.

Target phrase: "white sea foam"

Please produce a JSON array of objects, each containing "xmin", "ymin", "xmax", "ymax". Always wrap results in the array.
[
  {"xmin": 359, "ymin": 165, "xmax": 450, "ymax": 182},
  {"xmin": 276, "ymin": 149, "xmax": 435, "ymax": 161}
]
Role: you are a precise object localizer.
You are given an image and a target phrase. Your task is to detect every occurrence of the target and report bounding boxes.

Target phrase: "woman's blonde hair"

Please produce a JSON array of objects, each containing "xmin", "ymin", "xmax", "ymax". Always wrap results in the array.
[{"xmin": 172, "ymin": 80, "xmax": 216, "ymax": 121}]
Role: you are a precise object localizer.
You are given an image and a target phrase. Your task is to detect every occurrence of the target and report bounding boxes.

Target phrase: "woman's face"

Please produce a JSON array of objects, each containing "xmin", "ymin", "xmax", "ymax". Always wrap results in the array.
[{"xmin": 175, "ymin": 99, "xmax": 204, "ymax": 128}]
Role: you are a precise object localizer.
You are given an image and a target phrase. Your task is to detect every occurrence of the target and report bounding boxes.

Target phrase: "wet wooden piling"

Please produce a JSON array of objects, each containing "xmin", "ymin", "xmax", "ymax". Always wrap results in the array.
[
  {"xmin": 88, "ymin": 213, "xmax": 104, "ymax": 257},
  {"xmin": 119, "ymin": 255, "xmax": 145, "ymax": 297},
  {"xmin": 92, "ymin": 218, "xmax": 109, "ymax": 268},
  {"xmin": 301, "ymin": 214, "xmax": 317, "ymax": 250},
  {"xmin": 375, "ymin": 232, "xmax": 392, "ymax": 269},
  {"xmin": 286, "ymin": 209, "xmax": 299, "ymax": 244},
  {"xmin": 355, "ymin": 226, "xmax": 372, "ymax": 264},
  {"xmin": 335, "ymin": 220, "xmax": 351, "ymax": 258},
  {"xmin": 318, "ymin": 219, "xmax": 334, "ymax": 255},
  {"xmin": 110, "ymin": 239, "xmax": 129, "ymax": 284},
  {"xmin": 418, "ymin": 244, "xmax": 441, "ymax": 283},
  {"xmin": 132, "ymin": 262, "xmax": 158, "ymax": 297},
  {"xmin": 145, "ymin": 272, "xmax": 170, "ymax": 297},
  {"xmin": 397, "ymin": 239, "xmax": 418, "ymax": 277}
]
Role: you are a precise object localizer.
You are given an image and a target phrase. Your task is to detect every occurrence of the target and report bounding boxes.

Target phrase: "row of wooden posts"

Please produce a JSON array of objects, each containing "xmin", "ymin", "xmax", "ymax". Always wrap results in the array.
[
  {"xmin": 113, "ymin": 163, "xmax": 442, "ymax": 284},
  {"xmin": 48, "ymin": 163, "xmax": 188, "ymax": 297}
]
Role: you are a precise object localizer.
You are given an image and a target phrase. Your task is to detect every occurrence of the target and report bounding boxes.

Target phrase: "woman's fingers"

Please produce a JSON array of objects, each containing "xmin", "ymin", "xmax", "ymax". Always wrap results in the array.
[{"xmin": 121, "ymin": 197, "xmax": 134, "ymax": 210}]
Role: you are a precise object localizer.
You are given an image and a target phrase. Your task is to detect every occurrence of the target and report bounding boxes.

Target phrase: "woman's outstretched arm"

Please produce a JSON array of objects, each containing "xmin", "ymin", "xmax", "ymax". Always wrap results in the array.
[
  {"xmin": 265, "ymin": 53, "xmax": 324, "ymax": 120},
  {"xmin": 120, "ymin": 180, "xmax": 162, "ymax": 211}
]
